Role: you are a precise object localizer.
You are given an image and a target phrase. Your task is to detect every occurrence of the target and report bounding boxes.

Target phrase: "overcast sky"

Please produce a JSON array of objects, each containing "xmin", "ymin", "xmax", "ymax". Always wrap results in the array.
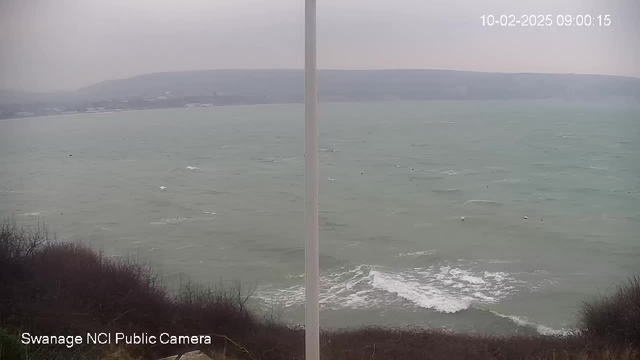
[{"xmin": 1, "ymin": 0, "xmax": 639, "ymax": 92}]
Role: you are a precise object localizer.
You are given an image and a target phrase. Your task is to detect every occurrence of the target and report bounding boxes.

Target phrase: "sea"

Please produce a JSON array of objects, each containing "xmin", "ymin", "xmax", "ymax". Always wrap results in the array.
[{"xmin": 1, "ymin": 101, "xmax": 638, "ymax": 335}]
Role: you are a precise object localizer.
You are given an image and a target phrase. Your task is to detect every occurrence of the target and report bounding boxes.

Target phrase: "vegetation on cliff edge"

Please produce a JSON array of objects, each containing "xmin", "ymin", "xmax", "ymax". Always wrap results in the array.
[{"xmin": 1, "ymin": 220, "xmax": 638, "ymax": 360}]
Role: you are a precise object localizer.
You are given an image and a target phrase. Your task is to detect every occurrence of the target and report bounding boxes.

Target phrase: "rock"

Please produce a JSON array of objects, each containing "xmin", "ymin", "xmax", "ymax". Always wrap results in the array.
[
  {"xmin": 158, "ymin": 350, "xmax": 213, "ymax": 360},
  {"xmin": 157, "ymin": 356, "xmax": 179, "ymax": 360},
  {"xmin": 180, "ymin": 350, "xmax": 213, "ymax": 360}
]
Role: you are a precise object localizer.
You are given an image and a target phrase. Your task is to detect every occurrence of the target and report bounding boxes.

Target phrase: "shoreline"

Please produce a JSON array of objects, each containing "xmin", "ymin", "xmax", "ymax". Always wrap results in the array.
[
  {"xmin": 0, "ymin": 102, "xmax": 301, "ymax": 122},
  {"xmin": 3, "ymin": 98, "xmax": 638, "ymax": 123}
]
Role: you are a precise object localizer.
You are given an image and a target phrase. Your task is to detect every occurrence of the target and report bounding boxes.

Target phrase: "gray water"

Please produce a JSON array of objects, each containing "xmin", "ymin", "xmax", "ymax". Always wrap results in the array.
[{"xmin": 1, "ymin": 101, "xmax": 639, "ymax": 335}]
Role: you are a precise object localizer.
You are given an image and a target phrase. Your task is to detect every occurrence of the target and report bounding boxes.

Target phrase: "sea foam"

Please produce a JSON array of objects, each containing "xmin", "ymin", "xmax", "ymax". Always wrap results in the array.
[
  {"xmin": 150, "ymin": 216, "xmax": 215, "ymax": 225},
  {"xmin": 397, "ymin": 250, "xmax": 435, "ymax": 257},
  {"xmin": 257, "ymin": 262, "xmax": 536, "ymax": 314},
  {"xmin": 488, "ymin": 310, "xmax": 569, "ymax": 336},
  {"xmin": 369, "ymin": 269, "xmax": 471, "ymax": 313},
  {"xmin": 463, "ymin": 199, "xmax": 503, "ymax": 206}
]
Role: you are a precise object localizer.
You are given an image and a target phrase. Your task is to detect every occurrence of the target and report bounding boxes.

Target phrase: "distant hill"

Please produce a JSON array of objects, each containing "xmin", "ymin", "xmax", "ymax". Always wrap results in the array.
[{"xmin": 2, "ymin": 69, "xmax": 640, "ymax": 105}]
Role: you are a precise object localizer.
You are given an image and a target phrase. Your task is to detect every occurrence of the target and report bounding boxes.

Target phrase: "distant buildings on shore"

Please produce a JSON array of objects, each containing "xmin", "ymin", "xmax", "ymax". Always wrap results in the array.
[{"xmin": 0, "ymin": 91, "xmax": 265, "ymax": 120}]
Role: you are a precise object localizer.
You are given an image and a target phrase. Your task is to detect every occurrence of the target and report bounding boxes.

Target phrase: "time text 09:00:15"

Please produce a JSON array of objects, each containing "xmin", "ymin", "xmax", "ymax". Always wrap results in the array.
[{"xmin": 481, "ymin": 15, "xmax": 611, "ymax": 27}]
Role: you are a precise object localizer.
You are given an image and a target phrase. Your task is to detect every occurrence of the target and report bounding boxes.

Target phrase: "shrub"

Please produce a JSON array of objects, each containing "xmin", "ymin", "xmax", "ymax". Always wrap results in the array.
[
  {"xmin": 579, "ymin": 276, "xmax": 640, "ymax": 347},
  {"xmin": 0, "ymin": 219, "xmax": 47, "ymax": 262},
  {"xmin": 0, "ymin": 329, "xmax": 27, "ymax": 360},
  {"xmin": 0, "ymin": 220, "xmax": 256, "ymax": 359}
]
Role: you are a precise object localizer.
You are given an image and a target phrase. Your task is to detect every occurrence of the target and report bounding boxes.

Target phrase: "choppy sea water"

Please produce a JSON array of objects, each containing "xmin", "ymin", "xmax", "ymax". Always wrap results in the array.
[{"xmin": 1, "ymin": 101, "xmax": 638, "ymax": 335}]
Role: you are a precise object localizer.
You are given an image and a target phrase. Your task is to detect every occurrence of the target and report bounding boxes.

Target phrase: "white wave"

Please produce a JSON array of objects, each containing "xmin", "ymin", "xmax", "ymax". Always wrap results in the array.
[
  {"xmin": 186, "ymin": 166, "xmax": 202, "ymax": 171},
  {"xmin": 150, "ymin": 214, "xmax": 217, "ymax": 225},
  {"xmin": 327, "ymin": 178, "xmax": 336, "ymax": 181},
  {"xmin": 488, "ymin": 310, "xmax": 569, "ymax": 336},
  {"xmin": 203, "ymin": 211, "xmax": 217, "ymax": 215},
  {"xmin": 463, "ymin": 199, "xmax": 503, "ymax": 206},
  {"xmin": 492, "ymin": 178, "xmax": 521, "ymax": 183},
  {"xmin": 460, "ymin": 275, "xmax": 485, "ymax": 284},
  {"xmin": 432, "ymin": 188, "xmax": 461, "ymax": 193},
  {"xmin": 370, "ymin": 270, "xmax": 471, "ymax": 313},
  {"xmin": 257, "ymin": 265, "xmax": 377, "ymax": 310},
  {"xmin": 587, "ymin": 165, "xmax": 608, "ymax": 171},
  {"xmin": 22, "ymin": 212, "xmax": 41, "ymax": 216},
  {"xmin": 159, "ymin": 186, "xmax": 167, "ymax": 191},
  {"xmin": 483, "ymin": 272, "xmax": 513, "ymax": 283},
  {"xmin": 150, "ymin": 216, "xmax": 190, "ymax": 225},
  {"xmin": 486, "ymin": 259, "xmax": 521, "ymax": 264},
  {"xmin": 442, "ymin": 169, "xmax": 475, "ymax": 176},
  {"xmin": 257, "ymin": 262, "xmax": 539, "ymax": 314},
  {"xmin": 397, "ymin": 250, "xmax": 435, "ymax": 257}
]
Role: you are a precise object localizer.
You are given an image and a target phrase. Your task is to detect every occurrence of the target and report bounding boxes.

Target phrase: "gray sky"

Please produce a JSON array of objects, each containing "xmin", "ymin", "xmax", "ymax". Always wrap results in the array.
[{"xmin": 1, "ymin": 0, "xmax": 639, "ymax": 92}]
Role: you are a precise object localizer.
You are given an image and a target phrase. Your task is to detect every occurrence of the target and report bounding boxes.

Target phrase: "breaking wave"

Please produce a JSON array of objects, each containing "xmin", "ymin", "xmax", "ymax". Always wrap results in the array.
[
  {"xmin": 149, "ymin": 215, "xmax": 216, "ymax": 225},
  {"xmin": 150, "ymin": 216, "xmax": 192, "ymax": 225},
  {"xmin": 463, "ymin": 199, "xmax": 503, "ymax": 207},
  {"xmin": 257, "ymin": 263, "xmax": 541, "ymax": 314},
  {"xmin": 488, "ymin": 310, "xmax": 570, "ymax": 336},
  {"xmin": 397, "ymin": 250, "xmax": 435, "ymax": 257},
  {"xmin": 432, "ymin": 188, "xmax": 461, "ymax": 193}
]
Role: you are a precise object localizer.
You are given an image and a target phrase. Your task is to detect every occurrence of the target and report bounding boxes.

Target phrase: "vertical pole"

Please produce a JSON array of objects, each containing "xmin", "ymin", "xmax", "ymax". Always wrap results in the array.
[{"xmin": 304, "ymin": 0, "xmax": 319, "ymax": 359}]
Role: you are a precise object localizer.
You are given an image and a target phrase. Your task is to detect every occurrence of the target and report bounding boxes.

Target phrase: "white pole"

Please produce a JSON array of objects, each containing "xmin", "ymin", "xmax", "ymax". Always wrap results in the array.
[{"xmin": 304, "ymin": 0, "xmax": 319, "ymax": 359}]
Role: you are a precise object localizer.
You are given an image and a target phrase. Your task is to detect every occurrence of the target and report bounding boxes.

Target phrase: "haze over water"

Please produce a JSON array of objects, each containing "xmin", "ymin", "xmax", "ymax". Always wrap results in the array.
[{"xmin": 1, "ymin": 101, "xmax": 638, "ymax": 335}]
